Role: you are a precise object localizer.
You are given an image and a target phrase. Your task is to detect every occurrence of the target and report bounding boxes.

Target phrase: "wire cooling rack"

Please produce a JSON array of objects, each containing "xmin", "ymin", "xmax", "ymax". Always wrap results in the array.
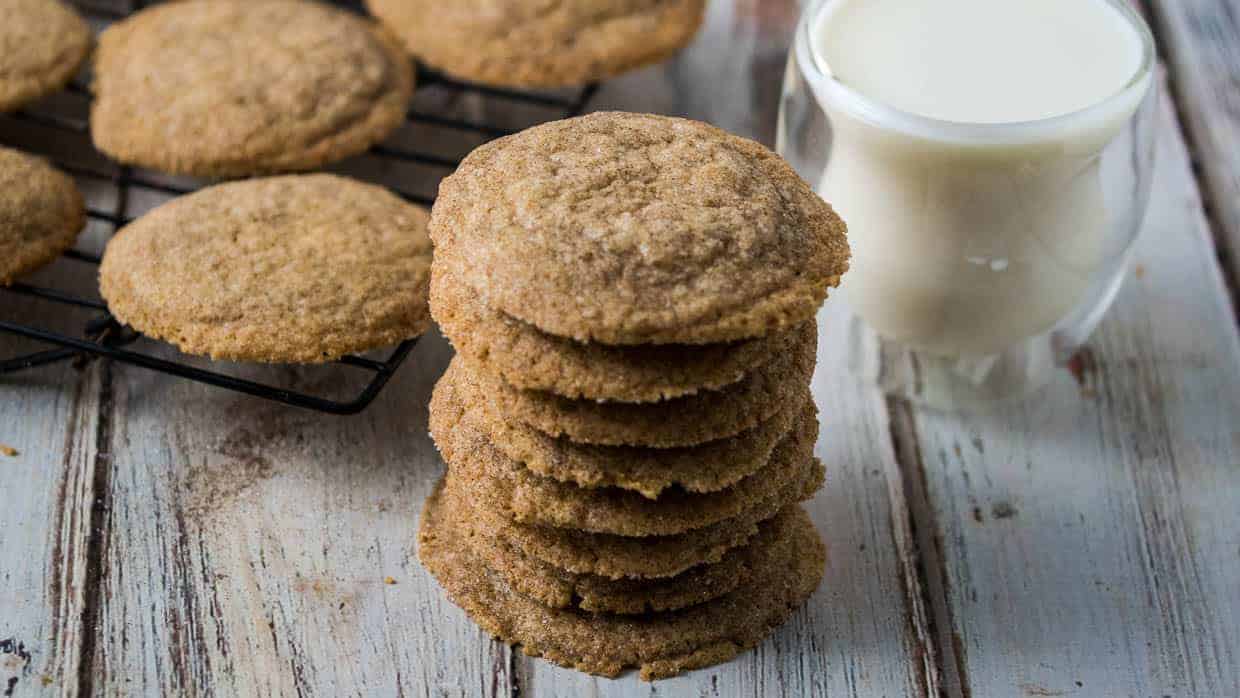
[{"xmin": 0, "ymin": 0, "xmax": 598, "ymax": 414}]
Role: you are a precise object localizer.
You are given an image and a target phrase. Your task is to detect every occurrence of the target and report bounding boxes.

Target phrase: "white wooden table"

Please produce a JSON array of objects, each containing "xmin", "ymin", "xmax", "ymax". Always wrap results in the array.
[{"xmin": 2, "ymin": 1, "xmax": 1238, "ymax": 696}]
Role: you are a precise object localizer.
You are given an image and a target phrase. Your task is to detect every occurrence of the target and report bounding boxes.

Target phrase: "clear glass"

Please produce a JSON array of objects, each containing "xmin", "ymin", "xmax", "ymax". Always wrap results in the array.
[{"xmin": 777, "ymin": 0, "xmax": 1159, "ymax": 410}]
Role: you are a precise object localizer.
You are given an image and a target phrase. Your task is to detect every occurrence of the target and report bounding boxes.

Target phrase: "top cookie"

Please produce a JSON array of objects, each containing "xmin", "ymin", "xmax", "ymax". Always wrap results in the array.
[
  {"xmin": 0, "ymin": 147, "xmax": 85, "ymax": 285},
  {"xmin": 0, "ymin": 0, "xmax": 91, "ymax": 112},
  {"xmin": 431, "ymin": 112, "xmax": 850, "ymax": 345},
  {"xmin": 91, "ymin": 0, "xmax": 413, "ymax": 177},
  {"xmin": 99, "ymin": 174, "xmax": 434, "ymax": 363},
  {"xmin": 365, "ymin": 0, "xmax": 705, "ymax": 88}
]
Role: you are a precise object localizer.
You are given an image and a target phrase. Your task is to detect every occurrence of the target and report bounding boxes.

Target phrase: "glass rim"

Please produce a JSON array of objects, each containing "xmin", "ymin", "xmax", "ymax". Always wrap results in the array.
[{"xmin": 795, "ymin": 0, "xmax": 1158, "ymax": 143}]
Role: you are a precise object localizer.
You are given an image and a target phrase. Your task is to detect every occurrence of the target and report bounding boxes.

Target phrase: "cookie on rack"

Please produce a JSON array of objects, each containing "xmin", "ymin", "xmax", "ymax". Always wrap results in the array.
[
  {"xmin": 419, "ymin": 478, "xmax": 825, "ymax": 680},
  {"xmin": 366, "ymin": 0, "xmax": 706, "ymax": 88},
  {"xmin": 431, "ymin": 111, "xmax": 850, "ymax": 346},
  {"xmin": 0, "ymin": 0, "xmax": 91, "ymax": 112},
  {"xmin": 0, "ymin": 147, "xmax": 85, "ymax": 286},
  {"xmin": 99, "ymin": 174, "xmax": 434, "ymax": 363},
  {"xmin": 91, "ymin": 0, "xmax": 413, "ymax": 177}
]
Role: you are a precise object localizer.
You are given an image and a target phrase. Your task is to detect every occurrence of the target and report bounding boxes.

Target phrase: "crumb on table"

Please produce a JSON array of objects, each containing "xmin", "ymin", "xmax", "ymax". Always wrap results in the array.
[
  {"xmin": 0, "ymin": 444, "xmax": 18, "ymax": 457},
  {"xmin": 384, "ymin": 576, "xmax": 397, "ymax": 585}
]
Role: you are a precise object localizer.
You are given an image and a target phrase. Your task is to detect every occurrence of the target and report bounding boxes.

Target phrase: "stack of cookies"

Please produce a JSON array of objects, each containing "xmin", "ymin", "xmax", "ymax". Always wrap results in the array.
[{"xmin": 419, "ymin": 112, "xmax": 850, "ymax": 680}]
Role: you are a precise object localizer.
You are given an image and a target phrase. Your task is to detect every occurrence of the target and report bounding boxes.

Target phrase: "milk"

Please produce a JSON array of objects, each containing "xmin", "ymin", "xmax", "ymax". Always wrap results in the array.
[{"xmin": 807, "ymin": 0, "xmax": 1151, "ymax": 357}]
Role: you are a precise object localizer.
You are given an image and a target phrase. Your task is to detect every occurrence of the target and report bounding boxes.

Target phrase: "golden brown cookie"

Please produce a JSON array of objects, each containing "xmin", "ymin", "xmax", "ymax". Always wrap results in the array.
[
  {"xmin": 439, "ymin": 474, "xmax": 765, "ymax": 615},
  {"xmin": 430, "ymin": 112, "xmax": 850, "ymax": 345},
  {"xmin": 433, "ymin": 267, "xmax": 806, "ymax": 402},
  {"xmin": 437, "ymin": 367, "xmax": 810, "ymax": 499},
  {"xmin": 419, "ymin": 478, "xmax": 825, "ymax": 680},
  {"xmin": 432, "ymin": 386, "xmax": 818, "ymax": 536},
  {"xmin": 91, "ymin": 0, "xmax": 413, "ymax": 177},
  {"xmin": 99, "ymin": 174, "xmax": 433, "ymax": 363},
  {"xmin": 468, "ymin": 450, "xmax": 824, "ymax": 580},
  {"xmin": 437, "ymin": 321, "xmax": 815, "ymax": 448},
  {"xmin": 0, "ymin": 147, "xmax": 85, "ymax": 285},
  {"xmin": 0, "ymin": 0, "xmax": 91, "ymax": 112},
  {"xmin": 365, "ymin": 0, "xmax": 705, "ymax": 88}
]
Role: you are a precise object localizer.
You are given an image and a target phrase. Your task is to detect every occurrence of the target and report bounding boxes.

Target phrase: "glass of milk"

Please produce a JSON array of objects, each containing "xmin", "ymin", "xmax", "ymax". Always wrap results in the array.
[{"xmin": 778, "ymin": 0, "xmax": 1158, "ymax": 409}]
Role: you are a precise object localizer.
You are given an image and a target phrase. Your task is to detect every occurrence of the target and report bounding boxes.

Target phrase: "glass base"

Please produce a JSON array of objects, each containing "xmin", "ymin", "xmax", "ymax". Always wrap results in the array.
[{"xmin": 846, "ymin": 314, "xmax": 1065, "ymax": 411}]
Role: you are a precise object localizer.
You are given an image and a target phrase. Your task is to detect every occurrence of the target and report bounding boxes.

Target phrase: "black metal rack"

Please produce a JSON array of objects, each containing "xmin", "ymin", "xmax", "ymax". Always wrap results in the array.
[{"xmin": 0, "ymin": 0, "xmax": 598, "ymax": 415}]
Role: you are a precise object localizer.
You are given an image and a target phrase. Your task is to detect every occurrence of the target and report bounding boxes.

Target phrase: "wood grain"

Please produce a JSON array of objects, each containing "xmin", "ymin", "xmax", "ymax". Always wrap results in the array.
[
  {"xmin": 895, "ymin": 90, "xmax": 1240, "ymax": 698},
  {"xmin": 1147, "ymin": 0, "xmax": 1240, "ymax": 297},
  {"xmin": 0, "ymin": 145, "xmax": 117, "ymax": 697},
  {"xmin": 0, "ymin": 362, "xmax": 101, "ymax": 698},
  {"xmin": 81, "ymin": 332, "xmax": 524, "ymax": 697}
]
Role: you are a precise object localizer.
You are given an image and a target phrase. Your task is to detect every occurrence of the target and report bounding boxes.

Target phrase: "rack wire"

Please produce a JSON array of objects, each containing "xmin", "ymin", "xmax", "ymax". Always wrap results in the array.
[{"xmin": 0, "ymin": 0, "xmax": 598, "ymax": 415}]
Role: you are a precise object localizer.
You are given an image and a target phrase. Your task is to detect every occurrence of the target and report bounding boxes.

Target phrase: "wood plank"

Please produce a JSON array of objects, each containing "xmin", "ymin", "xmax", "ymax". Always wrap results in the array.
[
  {"xmin": 0, "ymin": 362, "xmax": 101, "ymax": 698},
  {"xmin": 0, "ymin": 146, "xmax": 115, "ymax": 696},
  {"xmin": 899, "ymin": 91, "xmax": 1240, "ymax": 697},
  {"xmin": 1147, "ymin": 0, "xmax": 1240, "ymax": 296},
  {"xmin": 86, "ymin": 331, "xmax": 523, "ymax": 697}
]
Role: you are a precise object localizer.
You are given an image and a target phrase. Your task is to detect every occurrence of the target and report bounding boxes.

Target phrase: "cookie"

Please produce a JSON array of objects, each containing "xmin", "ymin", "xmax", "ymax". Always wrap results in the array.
[
  {"xmin": 430, "ymin": 112, "xmax": 849, "ymax": 345},
  {"xmin": 468, "ymin": 449, "xmax": 824, "ymax": 580},
  {"xmin": 441, "ymin": 370, "xmax": 810, "ymax": 500},
  {"xmin": 0, "ymin": 0, "xmax": 91, "ymax": 112},
  {"xmin": 432, "ymin": 385, "xmax": 818, "ymax": 536},
  {"xmin": 440, "ymin": 474, "xmax": 766, "ymax": 615},
  {"xmin": 99, "ymin": 175, "xmax": 433, "ymax": 363},
  {"xmin": 365, "ymin": 0, "xmax": 705, "ymax": 89},
  {"xmin": 91, "ymin": 0, "xmax": 413, "ymax": 177},
  {"xmin": 0, "ymin": 147, "xmax": 85, "ymax": 286},
  {"xmin": 433, "ymin": 267, "xmax": 805, "ymax": 402},
  {"xmin": 420, "ymin": 478, "xmax": 825, "ymax": 680},
  {"xmin": 438, "ymin": 321, "xmax": 815, "ymax": 448}
]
